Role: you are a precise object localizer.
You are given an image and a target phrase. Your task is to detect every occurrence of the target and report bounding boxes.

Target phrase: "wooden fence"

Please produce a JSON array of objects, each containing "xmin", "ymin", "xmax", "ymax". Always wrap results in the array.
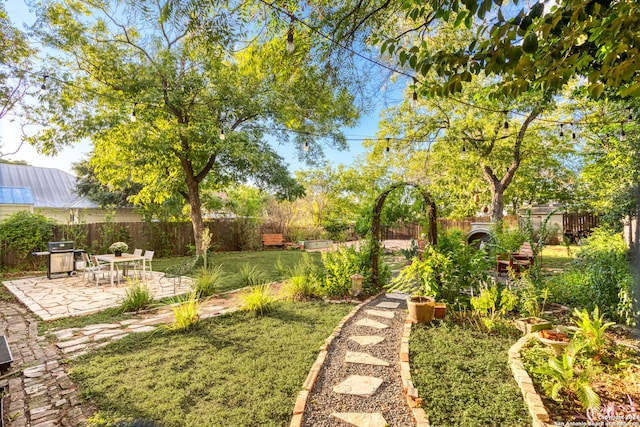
[
  {"xmin": 381, "ymin": 216, "xmax": 518, "ymax": 240},
  {"xmin": 563, "ymin": 213, "xmax": 599, "ymax": 241}
]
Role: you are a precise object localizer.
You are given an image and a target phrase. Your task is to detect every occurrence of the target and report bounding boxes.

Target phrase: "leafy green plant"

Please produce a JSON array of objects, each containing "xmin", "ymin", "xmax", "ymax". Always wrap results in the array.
[
  {"xmin": 273, "ymin": 257, "xmax": 288, "ymax": 280},
  {"xmin": 321, "ymin": 245, "xmax": 361, "ymax": 297},
  {"xmin": 399, "ymin": 238, "xmax": 419, "ymax": 261},
  {"xmin": 535, "ymin": 341, "xmax": 601, "ymax": 411},
  {"xmin": 282, "ymin": 275, "xmax": 320, "ymax": 301},
  {"xmin": 515, "ymin": 272, "xmax": 549, "ymax": 318},
  {"xmin": 239, "ymin": 263, "xmax": 267, "ymax": 287},
  {"xmin": 572, "ymin": 306, "xmax": 615, "ymax": 358},
  {"xmin": 194, "ymin": 265, "xmax": 223, "ymax": 297},
  {"xmin": 165, "ymin": 291, "xmax": 200, "ymax": 330},
  {"xmin": 120, "ymin": 282, "xmax": 154, "ymax": 313},
  {"xmin": 470, "ymin": 285, "xmax": 519, "ymax": 331},
  {"xmin": 387, "ymin": 246, "xmax": 451, "ymax": 300},
  {"xmin": 240, "ymin": 284, "xmax": 275, "ymax": 315}
]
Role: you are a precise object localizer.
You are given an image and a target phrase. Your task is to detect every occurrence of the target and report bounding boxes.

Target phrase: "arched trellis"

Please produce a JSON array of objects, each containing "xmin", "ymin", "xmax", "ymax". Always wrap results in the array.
[{"xmin": 370, "ymin": 182, "xmax": 438, "ymax": 289}]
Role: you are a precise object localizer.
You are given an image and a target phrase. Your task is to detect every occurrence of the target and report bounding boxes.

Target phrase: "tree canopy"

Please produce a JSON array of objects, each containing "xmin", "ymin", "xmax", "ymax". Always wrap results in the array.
[{"xmin": 26, "ymin": 0, "xmax": 360, "ymax": 253}]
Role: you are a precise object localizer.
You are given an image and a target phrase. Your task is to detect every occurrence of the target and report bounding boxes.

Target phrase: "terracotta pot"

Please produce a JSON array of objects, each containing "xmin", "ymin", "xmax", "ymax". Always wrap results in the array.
[
  {"xmin": 408, "ymin": 296, "xmax": 435, "ymax": 323},
  {"xmin": 434, "ymin": 303, "xmax": 446, "ymax": 319}
]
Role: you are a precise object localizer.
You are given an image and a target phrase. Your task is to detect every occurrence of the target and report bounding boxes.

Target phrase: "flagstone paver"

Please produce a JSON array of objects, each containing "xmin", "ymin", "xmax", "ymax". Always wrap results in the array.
[
  {"xmin": 364, "ymin": 309, "xmax": 394, "ymax": 319},
  {"xmin": 385, "ymin": 292, "xmax": 409, "ymax": 300},
  {"xmin": 344, "ymin": 351, "xmax": 389, "ymax": 366},
  {"xmin": 330, "ymin": 412, "xmax": 389, "ymax": 427},
  {"xmin": 355, "ymin": 318, "xmax": 389, "ymax": 329},
  {"xmin": 375, "ymin": 301, "xmax": 400, "ymax": 309},
  {"xmin": 349, "ymin": 335, "xmax": 385, "ymax": 346},
  {"xmin": 333, "ymin": 375, "xmax": 384, "ymax": 396}
]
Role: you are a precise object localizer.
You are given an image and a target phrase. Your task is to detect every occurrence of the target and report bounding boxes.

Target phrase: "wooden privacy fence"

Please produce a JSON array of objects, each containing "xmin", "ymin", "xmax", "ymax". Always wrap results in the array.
[
  {"xmin": 562, "ymin": 213, "xmax": 599, "ymax": 241},
  {"xmin": 381, "ymin": 216, "xmax": 518, "ymax": 240}
]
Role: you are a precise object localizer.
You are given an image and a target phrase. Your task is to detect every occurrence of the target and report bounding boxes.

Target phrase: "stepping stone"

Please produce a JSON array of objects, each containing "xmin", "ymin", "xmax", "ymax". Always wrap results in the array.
[
  {"xmin": 345, "ymin": 351, "xmax": 389, "ymax": 366},
  {"xmin": 349, "ymin": 335, "xmax": 385, "ymax": 346},
  {"xmin": 365, "ymin": 309, "xmax": 394, "ymax": 319},
  {"xmin": 333, "ymin": 375, "xmax": 384, "ymax": 396},
  {"xmin": 330, "ymin": 412, "xmax": 388, "ymax": 427},
  {"xmin": 355, "ymin": 318, "xmax": 388, "ymax": 329},
  {"xmin": 385, "ymin": 292, "xmax": 409, "ymax": 300},
  {"xmin": 376, "ymin": 301, "xmax": 400, "ymax": 309}
]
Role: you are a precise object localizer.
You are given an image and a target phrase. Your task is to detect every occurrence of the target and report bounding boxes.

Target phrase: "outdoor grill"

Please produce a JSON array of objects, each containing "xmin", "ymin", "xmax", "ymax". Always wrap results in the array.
[{"xmin": 32, "ymin": 241, "xmax": 84, "ymax": 279}]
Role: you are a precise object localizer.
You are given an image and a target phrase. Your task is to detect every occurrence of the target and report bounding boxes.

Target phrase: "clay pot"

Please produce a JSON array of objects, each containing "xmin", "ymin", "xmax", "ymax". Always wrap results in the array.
[
  {"xmin": 433, "ymin": 302, "xmax": 446, "ymax": 319},
  {"xmin": 408, "ymin": 296, "xmax": 435, "ymax": 323}
]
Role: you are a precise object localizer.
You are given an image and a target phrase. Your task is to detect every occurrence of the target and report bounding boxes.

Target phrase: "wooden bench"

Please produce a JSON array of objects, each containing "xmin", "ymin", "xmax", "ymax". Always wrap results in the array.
[
  {"xmin": 497, "ymin": 242, "xmax": 535, "ymax": 274},
  {"xmin": 261, "ymin": 234, "xmax": 300, "ymax": 250}
]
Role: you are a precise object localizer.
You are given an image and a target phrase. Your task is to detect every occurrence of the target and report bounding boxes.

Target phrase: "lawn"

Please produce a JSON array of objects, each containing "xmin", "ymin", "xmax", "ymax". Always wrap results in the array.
[
  {"xmin": 154, "ymin": 250, "xmax": 324, "ymax": 293},
  {"xmin": 71, "ymin": 301, "xmax": 353, "ymax": 427},
  {"xmin": 410, "ymin": 319, "xmax": 531, "ymax": 427},
  {"xmin": 539, "ymin": 245, "xmax": 574, "ymax": 270}
]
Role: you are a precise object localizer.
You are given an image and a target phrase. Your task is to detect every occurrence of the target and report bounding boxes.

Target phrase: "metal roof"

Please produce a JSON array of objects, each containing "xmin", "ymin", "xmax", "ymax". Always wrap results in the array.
[{"xmin": 0, "ymin": 163, "xmax": 97, "ymax": 208}]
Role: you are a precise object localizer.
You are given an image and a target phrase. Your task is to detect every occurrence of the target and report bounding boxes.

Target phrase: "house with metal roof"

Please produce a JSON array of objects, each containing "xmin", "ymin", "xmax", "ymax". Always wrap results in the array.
[{"xmin": 0, "ymin": 163, "xmax": 141, "ymax": 223}]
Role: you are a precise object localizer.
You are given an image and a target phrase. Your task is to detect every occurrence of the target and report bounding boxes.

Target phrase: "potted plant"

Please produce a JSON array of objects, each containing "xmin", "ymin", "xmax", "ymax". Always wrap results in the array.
[
  {"xmin": 514, "ymin": 275, "xmax": 552, "ymax": 334},
  {"xmin": 109, "ymin": 241, "xmax": 129, "ymax": 257},
  {"xmin": 387, "ymin": 246, "xmax": 450, "ymax": 323}
]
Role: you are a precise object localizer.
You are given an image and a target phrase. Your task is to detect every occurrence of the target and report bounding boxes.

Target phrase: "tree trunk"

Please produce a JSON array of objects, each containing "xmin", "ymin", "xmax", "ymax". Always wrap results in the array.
[
  {"xmin": 490, "ymin": 185, "xmax": 505, "ymax": 223},
  {"xmin": 187, "ymin": 181, "xmax": 205, "ymax": 256}
]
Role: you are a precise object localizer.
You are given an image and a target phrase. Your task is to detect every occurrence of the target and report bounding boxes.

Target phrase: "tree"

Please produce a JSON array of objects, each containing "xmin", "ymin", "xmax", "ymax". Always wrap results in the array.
[
  {"xmin": 28, "ymin": 0, "xmax": 358, "ymax": 255},
  {"xmin": 0, "ymin": 2, "xmax": 35, "ymax": 158},
  {"xmin": 375, "ymin": 1, "xmax": 640, "ymax": 99},
  {"xmin": 369, "ymin": 79, "xmax": 578, "ymax": 222},
  {"xmin": 72, "ymin": 157, "xmax": 142, "ymax": 209}
]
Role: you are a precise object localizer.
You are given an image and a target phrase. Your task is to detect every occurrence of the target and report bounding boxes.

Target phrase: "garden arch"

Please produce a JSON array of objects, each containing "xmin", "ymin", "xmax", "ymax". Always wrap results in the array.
[{"xmin": 370, "ymin": 182, "xmax": 438, "ymax": 288}]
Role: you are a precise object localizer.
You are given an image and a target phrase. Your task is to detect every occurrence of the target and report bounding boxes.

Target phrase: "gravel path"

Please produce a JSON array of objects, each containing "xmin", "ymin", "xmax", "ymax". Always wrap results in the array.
[{"xmin": 302, "ymin": 294, "xmax": 415, "ymax": 426}]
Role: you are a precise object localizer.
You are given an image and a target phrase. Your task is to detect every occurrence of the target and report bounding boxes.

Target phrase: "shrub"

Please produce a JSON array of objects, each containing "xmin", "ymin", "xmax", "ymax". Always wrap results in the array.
[
  {"xmin": 0, "ymin": 211, "xmax": 57, "ymax": 270},
  {"xmin": 194, "ymin": 265, "xmax": 223, "ymax": 297},
  {"xmin": 165, "ymin": 291, "xmax": 200, "ymax": 330},
  {"xmin": 545, "ymin": 227, "xmax": 635, "ymax": 325},
  {"xmin": 240, "ymin": 284, "xmax": 274, "ymax": 314},
  {"xmin": 239, "ymin": 263, "xmax": 267, "ymax": 287},
  {"xmin": 281, "ymin": 254, "xmax": 321, "ymax": 300},
  {"xmin": 120, "ymin": 282, "xmax": 154, "ymax": 313}
]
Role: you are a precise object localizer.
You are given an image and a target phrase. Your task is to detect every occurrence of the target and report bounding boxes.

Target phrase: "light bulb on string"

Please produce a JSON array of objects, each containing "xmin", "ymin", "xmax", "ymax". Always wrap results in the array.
[
  {"xmin": 39, "ymin": 75, "xmax": 49, "ymax": 95},
  {"xmin": 286, "ymin": 17, "xmax": 295, "ymax": 53},
  {"xmin": 303, "ymin": 141, "xmax": 309, "ymax": 152},
  {"xmin": 571, "ymin": 125, "xmax": 576, "ymax": 140},
  {"xmin": 559, "ymin": 124, "xmax": 564, "ymax": 137},
  {"xmin": 219, "ymin": 127, "xmax": 225, "ymax": 140},
  {"xmin": 385, "ymin": 137, "xmax": 390, "ymax": 153},
  {"xmin": 503, "ymin": 111, "xmax": 509, "ymax": 130},
  {"xmin": 130, "ymin": 102, "xmax": 137, "ymax": 122},
  {"xmin": 628, "ymin": 107, "xmax": 633, "ymax": 121},
  {"xmin": 410, "ymin": 77, "xmax": 418, "ymax": 109},
  {"xmin": 621, "ymin": 122, "xmax": 626, "ymax": 139}
]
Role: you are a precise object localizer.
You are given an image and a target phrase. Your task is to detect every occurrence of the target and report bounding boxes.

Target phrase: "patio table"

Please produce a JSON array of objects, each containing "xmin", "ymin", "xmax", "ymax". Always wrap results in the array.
[{"xmin": 94, "ymin": 253, "xmax": 146, "ymax": 286}]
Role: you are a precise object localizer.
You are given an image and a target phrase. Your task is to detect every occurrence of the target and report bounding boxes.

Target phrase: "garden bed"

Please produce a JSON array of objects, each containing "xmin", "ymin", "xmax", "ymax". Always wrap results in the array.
[{"xmin": 409, "ymin": 318, "xmax": 531, "ymax": 426}]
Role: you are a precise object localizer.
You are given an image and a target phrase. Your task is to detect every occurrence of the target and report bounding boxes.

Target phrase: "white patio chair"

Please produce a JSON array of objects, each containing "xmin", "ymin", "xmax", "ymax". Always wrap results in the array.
[
  {"xmin": 142, "ymin": 250, "xmax": 154, "ymax": 279},
  {"xmin": 88, "ymin": 255, "xmax": 112, "ymax": 285},
  {"xmin": 123, "ymin": 248, "xmax": 143, "ymax": 279}
]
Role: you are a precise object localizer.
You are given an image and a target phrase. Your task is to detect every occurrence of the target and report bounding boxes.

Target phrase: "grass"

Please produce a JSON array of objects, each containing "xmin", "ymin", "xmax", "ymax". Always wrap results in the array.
[
  {"xmin": 410, "ymin": 319, "xmax": 531, "ymax": 427},
  {"xmin": 539, "ymin": 245, "xmax": 575, "ymax": 270},
  {"xmin": 71, "ymin": 301, "xmax": 353, "ymax": 427},
  {"xmin": 154, "ymin": 250, "xmax": 323, "ymax": 293}
]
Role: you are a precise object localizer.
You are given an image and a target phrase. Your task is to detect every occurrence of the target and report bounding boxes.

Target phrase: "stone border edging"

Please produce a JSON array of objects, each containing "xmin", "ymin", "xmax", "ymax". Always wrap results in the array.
[
  {"xmin": 400, "ymin": 314, "xmax": 430, "ymax": 427},
  {"xmin": 289, "ymin": 294, "xmax": 379, "ymax": 427},
  {"xmin": 508, "ymin": 333, "xmax": 553, "ymax": 427}
]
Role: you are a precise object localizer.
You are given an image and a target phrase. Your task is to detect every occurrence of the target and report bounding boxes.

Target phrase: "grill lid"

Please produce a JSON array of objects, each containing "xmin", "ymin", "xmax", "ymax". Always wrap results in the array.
[{"xmin": 48, "ymin": 241, "xmax": 74, "ymax": 252}]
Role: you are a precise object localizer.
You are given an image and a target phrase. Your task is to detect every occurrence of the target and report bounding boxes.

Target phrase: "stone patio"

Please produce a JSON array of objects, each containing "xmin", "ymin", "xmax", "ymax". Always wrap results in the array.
[{"xmin": 2, "ymin": 272, "xmax": 193, "ymax": 321}]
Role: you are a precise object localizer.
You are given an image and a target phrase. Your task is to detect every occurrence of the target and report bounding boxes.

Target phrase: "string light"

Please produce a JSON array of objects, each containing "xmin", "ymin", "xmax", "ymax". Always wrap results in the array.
[
  {"xmin": 620, "ymin": 122, "xmax": 626, "ymax": 139},
  {"xmin": 286, "ymin": 17, "xmax": 295, "ymax": 53},
  {"xmin": 559, "ymin": 124, "xmax": 564, "ymax": 137},
  {"xmin": 628, "ymin": 107, "xmax": 633, "ymax": 121},
  {"xmin": 39, "ymin": 75, "xmax": 49, "ymax": 95},
  {"xmin": 303, "ymin": 141, "xmax": 309, "ymax": 152},
  {"xmin": 219, "ymin": 127, "xmax": 225, "ymax": 140},
  {"xmin": 130, "ymin": 102, "xmax": 137, "ymax": 122},
  {"xmin": 571, "ymin": 123, "xmax": 576, "ymax": 140},
  {"xmin": 385, "ymin": 137, "xmax": 390, "ymax": 153},
  {"xmin": 503, "ymin": 111, "xmax": 509, "ymax": 129}
]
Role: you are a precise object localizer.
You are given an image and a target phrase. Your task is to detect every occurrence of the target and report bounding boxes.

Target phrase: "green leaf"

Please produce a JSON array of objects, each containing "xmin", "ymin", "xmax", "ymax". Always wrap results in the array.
[{"xmin": 522, "ymin": 33, "xmax": 538, "ymax": 53}]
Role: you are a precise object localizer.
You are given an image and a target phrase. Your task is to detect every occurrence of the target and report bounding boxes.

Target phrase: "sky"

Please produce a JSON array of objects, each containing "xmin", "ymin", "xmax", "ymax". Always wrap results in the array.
[{"xmin": 0, "ymin": 1, "xmax": 404, "ymax": 175}]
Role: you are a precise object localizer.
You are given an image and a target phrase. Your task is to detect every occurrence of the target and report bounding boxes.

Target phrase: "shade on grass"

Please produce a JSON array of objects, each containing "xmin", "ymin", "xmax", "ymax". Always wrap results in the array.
[
  {"xmin": 71, "ymin": 301, "xmax": 353, "ymax": 427},
  {"xmin": 410, "ymin": 320, "xmax": 530, "ymax": 427}
]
